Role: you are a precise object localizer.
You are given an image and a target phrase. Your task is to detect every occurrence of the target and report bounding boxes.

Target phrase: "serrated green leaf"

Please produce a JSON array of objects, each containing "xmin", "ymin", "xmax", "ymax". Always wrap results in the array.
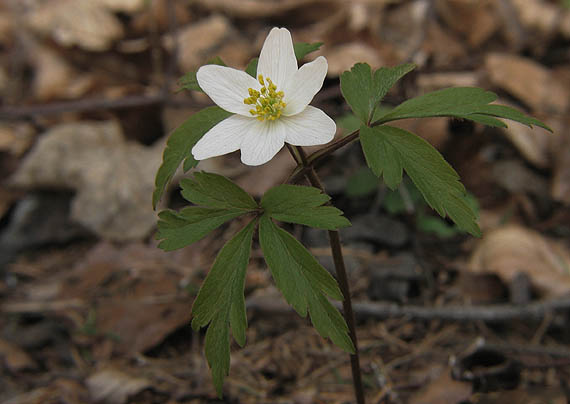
[
  {"xmin": 191, "ymin": 220, "xmax": 256, "ymax": 397},
  {"xmin": 259, "ymin": 215, "xmax": 354, "ymax": 353},
  {"xmin": 177, "ymin": 57, "xmax": 226, "ymax": 93},
  {"xmin": 376, "ymin": 87, "xmax": 552, "ymax": 131},
  {"xmin": 156, "ymin": 207, "xmax": 244, "ymax": 251},
  {"xmin": 360, "ymin": 125, "xmax": 481, "ymax": 236},
  {"xmin": 293, "ymin": 41, "xmax": 323, "ymax": 60},
  {"xmin": 340, "ymin": 63, "xmax": 374, "ymax": 123},
  {"xmin": 152, "ymin": 107, "xmax": 233, "ymax": 209},
  {"xmin": 371, "ymin": 63, "xmax": 416, "ymax": 112},
  {"xmin": 245, "ymin": 57, "xmax": 258, "ymax": 77},
  {"xmin": 341, "ymin": 63, "xmax": 416, "ymax": 124},
  {"xmin": 416, "ymin": 213, "xmax": 461, "ymax": 238},
  {"xmin": 180, "ymin": 172, "xmax": 258, "ymax": 211},
  {"xmin": 261, "ymin": 185, "xmax": 350, "ymax": 230}
]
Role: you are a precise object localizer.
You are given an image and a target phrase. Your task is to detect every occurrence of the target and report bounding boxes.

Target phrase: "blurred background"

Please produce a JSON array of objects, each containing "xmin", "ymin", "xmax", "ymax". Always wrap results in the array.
[{"xmin": 0, "ymin": 0, "xmax": 569, "ymax": 403}]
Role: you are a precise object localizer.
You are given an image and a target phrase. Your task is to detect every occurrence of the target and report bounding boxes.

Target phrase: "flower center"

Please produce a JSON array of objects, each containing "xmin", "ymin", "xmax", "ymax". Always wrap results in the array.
[{"xmin": 244, "ymin": 75, "xmax": 286, "ymax": 121}]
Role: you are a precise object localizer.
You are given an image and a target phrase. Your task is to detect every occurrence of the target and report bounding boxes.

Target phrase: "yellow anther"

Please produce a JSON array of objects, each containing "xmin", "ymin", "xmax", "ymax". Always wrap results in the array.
[{"xmin": 244, "ymin": 75, "xmax": 286, "ymax": 122}]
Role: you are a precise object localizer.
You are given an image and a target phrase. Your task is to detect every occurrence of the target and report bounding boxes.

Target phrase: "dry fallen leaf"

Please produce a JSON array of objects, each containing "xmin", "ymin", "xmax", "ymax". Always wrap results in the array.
[
  {"xmin": 0, "ymin": 338, "xmax": 36, "ymax": 372},
  {"xmin": 485, "ymin": 53, "xmax": 569, "ymax": 114},
  {"xmin": 469, "ymin": 225, "xmax": 570, "ymax": 297},
  {"xmin": 171, "ymin": 15, "xmax": 232, "ymax": 72},
  {"xmin": 409, "ymin": 366, "xmax": 472, "ymax": 404},
  {"xmin": 324, "ymin": 43, "xmax": 384, "ymax": 77},
  {"xmin": 87, "ymin": 368, "xmax": 150, "ymax": 404},
  {"xmin": 552, "ymin": 130, "xmax": 570, "ymax": 205},
  {"xmin": 27, "ymin": 0, "xmax": 124, "ymax": 52},
  {"xmin": 10, "ymin": 121, "xmax": 161, "ymax": 241}
]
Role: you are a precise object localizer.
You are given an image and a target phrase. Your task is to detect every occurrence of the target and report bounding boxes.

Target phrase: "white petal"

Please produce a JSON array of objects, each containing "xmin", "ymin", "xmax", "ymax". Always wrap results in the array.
[
  {"xmin": 192, "ymin": 115, "xmax": 255, "ymax": 160},
  {"xmin": 280, "ymin": 106, "xmax": 336, "ymax": 146},
  {"xmin": 196, "ymin": 65, "xmax": 260, "ymax": 116},
  {"xmin": 257, "ymin": 27, "xmax": 297, "ymax": 91},
  {"xmin": 240, "ymin": 120, "xmax": 287, "ymax": 166},
  {"xmin": 282, "ymin": 56, "xmax": 328, "ymax": 116}
]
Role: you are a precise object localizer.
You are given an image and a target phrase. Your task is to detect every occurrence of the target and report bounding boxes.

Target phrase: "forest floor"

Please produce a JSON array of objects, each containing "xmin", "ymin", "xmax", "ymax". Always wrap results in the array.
[{"xmin": 1, "ymin": 0, "xmax": 570, "ymax": 403}]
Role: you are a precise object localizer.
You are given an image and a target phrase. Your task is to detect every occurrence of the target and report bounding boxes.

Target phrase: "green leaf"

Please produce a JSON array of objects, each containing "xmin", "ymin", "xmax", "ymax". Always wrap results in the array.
[
  {"xmin": 261, "ymin": 185, "xmax": 351, "ymax": 230},
  {"xmin": 152, "ymin": 107, "xmax": 233, "ymax": 209},
  {"xmin": 371, "ymin": 63, "xmax": 416, "ymax": 113},
  {"xmin": 376, "ymin": 87, "xmax": 552, "ymax": 131},
  {"xmin": 245, "ymin": 57, "xmax": 258, "ymax": 78},
  {"xmin": 294, "ymin": 41, "xmax": 323, "ymax": 60},
  {"xmin": 416, "ymin": 213, "xmax": 461, "ymax": 238},
  {"xmin": 259, "ymin": 215, "xmax": 354, "ymax": 353},
  {"xmin": 191, "ymin": 219, "xmax": 256, "ymax": 397},
  {"xmin": 360, "ymin": 125, "xmax": 481, "ymax": 236},
  {"xmin": 340, "ymin": 63, "xmax": 374, "ymax": 123},
  {"xmin": 340, "ymin": 63, "xmax": 416, "ymax": 124},
  {"xmin": 180, "ymin": 172, "xmax": 257, "ymax": 211},
  {"xmin": 156, "ymin": 207, "xmax": 244, "ymax": 251},
  {"xmin": 177, "ymin": 56, "xmax": 226, "ymax": 93}
]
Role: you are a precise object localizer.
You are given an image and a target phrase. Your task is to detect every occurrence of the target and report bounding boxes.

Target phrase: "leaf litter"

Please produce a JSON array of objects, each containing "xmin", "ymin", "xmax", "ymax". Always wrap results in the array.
[{"xmin": 1, "ymin": 0, "xmax": 570, "ymax": 403}]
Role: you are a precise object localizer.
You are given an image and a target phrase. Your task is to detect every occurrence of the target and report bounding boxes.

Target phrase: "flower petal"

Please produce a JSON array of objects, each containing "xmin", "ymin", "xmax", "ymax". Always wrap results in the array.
[
  {"xmin": 257, "ymin": 27, "xmax": 297, "ymax": 91},
  {"xmin": 280, "ymin": 106, "xmax": 336, "ymax": 146},
  {"xmin": 192, "ymin": 114, "xmax": 255, "ymax": 160},
  {"xmin": 240, "ymin": 120, "xmax": 287, "ymax": 166},
  {"xmin": 196, "ymin": 65, "xmax": 260, "ymax": 116},
  {"xmin": 282, "ymin": 56, "xmax": 328, "ymax": 116}
]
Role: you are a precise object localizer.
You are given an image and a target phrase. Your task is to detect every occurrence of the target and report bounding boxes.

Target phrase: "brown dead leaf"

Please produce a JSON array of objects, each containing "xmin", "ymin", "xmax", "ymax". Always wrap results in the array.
[
  {"xmin": 10, "ymin": 121, "xmax": 161, "ymax": 241},
  {"xmin": 172, "ymin": 15, "xmax": 232, "ymax": 72},
  {"xmin": 95, "ymin": 0, "xmax": 146, "ymax": 13},
  {"xmin": 485, "ymin": 54, "xmax": 569, "ymax": 114},
  {"xmin": 552, "ymin": 130, "xmax": 570, "ymax": 205},
  {"xmin": 27, "ymin": 0, "xmax": 124, "ymax": 52},
  {"xmin": 30, "ymin": 45, "xmax": 94, "ymax": 101},
  {"xmin": 510, "ymin": 0, "xmax": 570, "ymax": 40},
  {"xmin": 2, "ymin": 379, "xmax": 87, "ymax": 404},
  {"xmin": 87, "ymin": 368, "xmax": 150, "ymax": 404},
  {"xmin": 0, "ymin": 338, "xmax": 36, "ymax": 372},
  {"xmin": 469, "ymin": 225, "xmax": 570, "ymax": 297},
  {"xmin": 409, "ymin": 367, "xmax": 472, "ymax": 404},
  {"xmin": 324, "ymin": 43, "xmax": 383, "ymax": 77},
  {"xmin": 435, "ymin": 0, "xmax": 499, "ymax": 47},
  {"xmin": 471, "ymin": 388, "xmax": 566, "ymax": 404},
  {"xmin": 0, "ymin": 123, "xmax": 34, "ymax": 156}
]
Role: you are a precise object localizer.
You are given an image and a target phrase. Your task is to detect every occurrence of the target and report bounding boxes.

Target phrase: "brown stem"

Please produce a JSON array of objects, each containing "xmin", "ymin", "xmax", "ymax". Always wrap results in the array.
[{"xmin": 290, "ymin": 146, "xmax": 366, "ymax": 404}]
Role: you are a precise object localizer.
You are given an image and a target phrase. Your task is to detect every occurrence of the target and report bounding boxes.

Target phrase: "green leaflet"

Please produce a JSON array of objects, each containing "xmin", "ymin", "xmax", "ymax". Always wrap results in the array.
[
  {"xmin": 261, "ymin": 184, "xmax": 351, "ymax": 230},
  {"xmin": 191, "ymin": 220, "xmax": 256, "ymax": 397},
  {"xmin": 156, "ymin": 207, "xmax": 244, "ymax": 251},
  {"xmin": 259, "ymin": 215, "xmax": 354, "ymax": 353},
  {"xmin": 360, "ymin": 125, "xmax": 481, "ymax": 237},
  {"xmin": 177, "ymin": 56, "xmax": 226, "ymax": 93},
  {"xmin": 152, "ymin": 107, "xmax": 233, "ymax": 209},
  {"xmin": 294, "ymin": 41, "xmax": 323, "ymax": 60},
  {"xmin": 346, "ymin": 167, "xmax": 379, "ymax": 198},
  {"xmin": 341, "ymin": 62, "xmax": 416, "ymax": 124},
  {"xmin": 180, "ymin": 172, "xmax": 257, "ymax": 211},
  {"xmin": 376, "ymin": 87, "xmax": 552, "ymax": 131}
]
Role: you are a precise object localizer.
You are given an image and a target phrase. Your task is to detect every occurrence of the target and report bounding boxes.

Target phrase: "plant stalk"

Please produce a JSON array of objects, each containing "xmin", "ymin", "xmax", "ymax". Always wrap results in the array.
[{"xmin": 290, "ymin": 145, "xmax": 366, "ymax": 404}]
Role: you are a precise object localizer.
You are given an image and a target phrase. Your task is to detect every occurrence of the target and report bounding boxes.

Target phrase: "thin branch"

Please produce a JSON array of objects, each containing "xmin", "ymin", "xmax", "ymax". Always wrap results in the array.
[{"xmin": 246, "ymin": 296, "xmax": 570, "ymax": 322}]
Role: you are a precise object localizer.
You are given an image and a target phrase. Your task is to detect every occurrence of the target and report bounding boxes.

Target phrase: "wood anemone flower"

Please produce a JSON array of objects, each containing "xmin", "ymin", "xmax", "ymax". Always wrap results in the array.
[{"xmin": 192, "ymin": 27, "xmax": 336, "ymax": 166}]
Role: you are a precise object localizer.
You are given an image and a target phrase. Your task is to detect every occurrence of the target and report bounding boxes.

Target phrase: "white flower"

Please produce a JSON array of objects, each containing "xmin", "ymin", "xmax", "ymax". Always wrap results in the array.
[{"xmin": 192, "ymin": 27, "xmax": 336, "ymax": 166}]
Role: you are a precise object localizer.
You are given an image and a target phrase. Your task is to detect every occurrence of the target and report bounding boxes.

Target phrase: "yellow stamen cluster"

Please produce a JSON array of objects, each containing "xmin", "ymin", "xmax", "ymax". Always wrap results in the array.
[{"xmin": 244, "ymin": 74, "xmax": 286, "ymax": 121}]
